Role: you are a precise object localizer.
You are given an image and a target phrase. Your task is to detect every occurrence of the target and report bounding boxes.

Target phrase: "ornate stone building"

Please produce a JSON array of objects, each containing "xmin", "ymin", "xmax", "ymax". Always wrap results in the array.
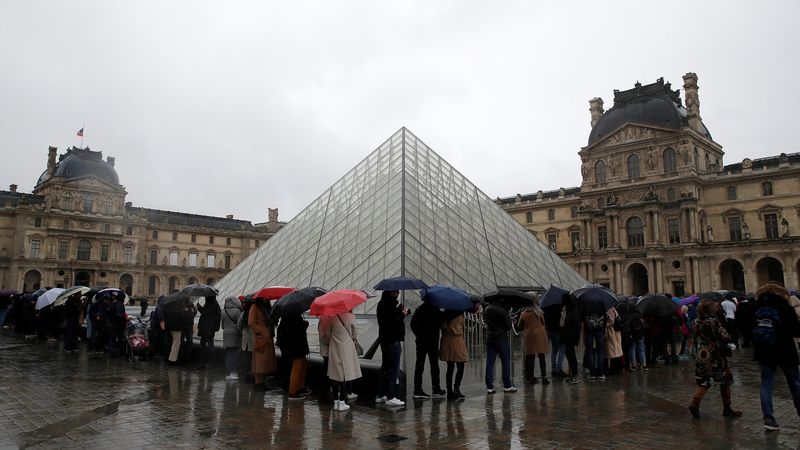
[
  {"xmin": 0, "ymin": 146, "xmax": 284, "ymax": 298},
  {"xmin": 499, "ymin": 73, "xmax": 800, "ymax": 296}
]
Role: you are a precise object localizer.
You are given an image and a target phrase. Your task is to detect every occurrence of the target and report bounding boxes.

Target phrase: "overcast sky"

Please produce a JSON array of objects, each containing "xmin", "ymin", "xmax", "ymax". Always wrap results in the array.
[{"xmin": 1, "ymin": 1, "xmax": 798, "ymax": 223}]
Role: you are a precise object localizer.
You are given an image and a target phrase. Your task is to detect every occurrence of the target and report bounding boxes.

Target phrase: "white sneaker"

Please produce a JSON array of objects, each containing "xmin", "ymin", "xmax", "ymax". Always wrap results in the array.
[
  {"xmin": 503, "ymin": 386, "xmax": 517, "ymax": 393},
  {"xmin": 225, "ymin": 373, "xmax": 239, "ymax": 381},
  {"xmin": 375, "ymin": 396, "xmax": 387, "ymax": 404},
  {"xmin": 386, "ymin": 398, "xmax": 405, "ymax": 407},
  {"xmin": 335, "ymin": 400, "xmax": 350, "ymax": 412},
  {"xmin": 346, "ymin": 393, "xmax": 358, "ymax": 401}
]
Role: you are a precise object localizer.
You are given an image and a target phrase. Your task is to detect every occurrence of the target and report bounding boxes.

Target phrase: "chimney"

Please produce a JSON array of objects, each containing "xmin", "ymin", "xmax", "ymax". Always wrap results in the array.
[
  {"xmin": 589, "ymin": 97, "xmax": 604, "ymax": 128},
  {"xmin": 9, "ymin": 184, "xmax": 17, "ymax": 193},
  {"xmin": 46, "ymin": 146, "xmax": 57, "ymax": 176},
  {"xmin": 226, "ymin": 214, "xmax": 233, "ymax": 219},
  {"xmin": 106, "ymin": 156, "xmax": 115, "ymax": 168},
  {"xmin": 682, "ymin": 72, "xmax": 703, "ymax": 132}
]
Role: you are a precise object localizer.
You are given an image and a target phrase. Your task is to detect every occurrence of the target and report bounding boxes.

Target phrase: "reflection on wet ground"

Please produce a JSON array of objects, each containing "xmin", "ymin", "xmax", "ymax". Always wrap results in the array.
[{"xmin": 2, "ymin": 331, "xmax": 799, "ymax": 449}]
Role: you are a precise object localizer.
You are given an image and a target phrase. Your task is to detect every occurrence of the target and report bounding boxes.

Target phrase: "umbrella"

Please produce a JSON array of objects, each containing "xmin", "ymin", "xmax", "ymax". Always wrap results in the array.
[
  {"xmin": 95, "ymin": 288, "xmax": 127, "ymax": 303},
  {"xmin": 162, "ymin": 290, "xmax": 191, "ymax": 305},
  {"xmin": 374, "ymin": 276, "xmax": 428, "ymax": 291},
  {"xmin": 272, "ymin": 286, "xmax": 327, "ymax": 318},
  {"xmin": 724, "ymin": 290, "xmax": 745, "ymax": 300},
  {"xmin": 572, "ymin": 284, "xmax": 617, "ymax": 313},
  {"xmin": 469, "ymin": 293, "xmax": 485, "ymax": 306},
  {"xmin": 310, "ymin": 289, "xmax": 369, "ymax": 316},
  {"xmin": 679, "ymin": 294, "xmax": 700, "ymax": 306},
  {"xmin": 483, "ymin": 289, "xmax": 534, "ymax": 309},
  {"xmin": 637, "ymin": 294, "xmax": 676, "ymax": 318},
  {"xmin": 540, "ymin": 286, "xmax": 569, "ymax": 308},
  {"xmin": 252, "ymin": 286, "xmax": 296, "ymax": 301},
  {"xmin": 180, "ymin": 284, "xmax": 218, "ymax": 298},
  {"xmin": 0, "ymin": 289, "xmax": 18, "ymax": 297},
  {"xmin": 35, "ymin": 288, "xmax": 65, "ymax": 310},
  {"xmin": 698, "ymin": 291, "xmax": 724, "ymax": 302},
  {"xmin": 52, "ymin": 286, "xmax": 90, "ymax": 307},
  {"xmin": 421, "ymin": 284, "xmax": 473, "ymax": 311}
]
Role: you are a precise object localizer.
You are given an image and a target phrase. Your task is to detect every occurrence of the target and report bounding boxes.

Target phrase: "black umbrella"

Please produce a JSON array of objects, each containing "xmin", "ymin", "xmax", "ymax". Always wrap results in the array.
[
  {"xmin": 572, "ymin": 284, "xmax": 617, "ymax": 314},
  {"xmin": 272, "ymin": 286, "xmax": 327, "ymax": 318},
  {"xmin": 539, "ymin": 286, "xmax": 569, "ymax": 308},
  {"xmin": 724, "ymin": 290, "xmax": 745, "ymax": 300},
  {"xmin": 483, "ymin": 289, "xmax": 534, "ymax": 309},
  {"xmin": 374, "ymin": 277, "xmax": 428, "ymax": 291},
  {"xmin": 161, "ymin": 290, "xmax": 191, "ymax": 305},
  {"xmin": 698, "ymin": 291, "xmax": 724, "ymax": 302},
  {"xmin": 637, "ymin": 294, "xmax": 676, "ymax": 318},
  {"xmin": 180, "ymin": 284, "xmax": 218, "ymax": 298}
]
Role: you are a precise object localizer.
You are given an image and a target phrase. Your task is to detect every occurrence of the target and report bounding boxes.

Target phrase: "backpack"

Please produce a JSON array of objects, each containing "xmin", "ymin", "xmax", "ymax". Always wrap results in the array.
[
  {"xmin": 753, "ymin": 306, "xmax": 782, "ymax": 346},
  {"xmin": 628, "ymin": 316, "xmax": 645, "ymax": 340},
  {"xmin": 586, "ymin": 313, "xmax": 605, "ymax": 330}
]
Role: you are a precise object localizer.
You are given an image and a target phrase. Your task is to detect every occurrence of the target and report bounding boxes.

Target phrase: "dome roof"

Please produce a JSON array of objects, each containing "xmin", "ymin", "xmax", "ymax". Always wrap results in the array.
[
  {"xmin": 588, "ymin": 78, "xmax": 711, "ymax": 146},
  {"xmin": 37, "ymin": 147, "xmax": 120, "ymax": 186}
]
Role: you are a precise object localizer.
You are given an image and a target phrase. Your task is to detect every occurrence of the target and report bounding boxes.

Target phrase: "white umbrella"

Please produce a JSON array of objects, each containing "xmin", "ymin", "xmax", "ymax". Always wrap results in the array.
[
  {"xmin": 35, "ymin": 288, "xmax": 65, "ymax": 310},
  {"xmin": 52, "ymin": 286, "xmax": 91, "ymax": 307}
]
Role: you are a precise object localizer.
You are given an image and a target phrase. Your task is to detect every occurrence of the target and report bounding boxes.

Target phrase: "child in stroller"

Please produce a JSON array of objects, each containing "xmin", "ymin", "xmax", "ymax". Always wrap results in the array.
[{"xmin": 125, "ymin": 317, "xmax": 150, "ymax": 361}]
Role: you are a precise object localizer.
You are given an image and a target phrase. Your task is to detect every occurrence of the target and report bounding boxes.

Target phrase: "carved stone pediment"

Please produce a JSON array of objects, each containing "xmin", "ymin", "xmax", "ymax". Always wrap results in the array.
[{"xmin": 597, "ymin": 124, "xmax": 673, "ymax": 148}]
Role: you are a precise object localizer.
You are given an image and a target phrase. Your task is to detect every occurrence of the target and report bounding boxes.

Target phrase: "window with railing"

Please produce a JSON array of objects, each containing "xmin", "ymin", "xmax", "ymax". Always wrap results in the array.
[
  {"xmin": 123, "ymin": 246, "xmax": 133, "ymax": 264},
  {"xmin": 30, "ymin": 239, "xmax": 42, "ymax": 258},
  {"xmin": 77, "ymin": 240, "xmax": 91, "ymax": 260},
  {"xmin": 100, "ymin": 244, "xmax": 109, "ymax": 262},
  {"xmin": 668, "ymin": 218, "xmax": 681, "ymax": 244},
  {"xmin": 627, "ymin": 217, "xmax": 644, "ymax": 248},
  {"xmin": 728, "ymin": 216, "xmax": 742, "ymax": 241},
  {"xmin": 764, "ymin": 213, "xmax": 779, "ymax": 239},
  {"xmin": 597, "ymin": 226, "xmax": 608, "ymax": 249}
]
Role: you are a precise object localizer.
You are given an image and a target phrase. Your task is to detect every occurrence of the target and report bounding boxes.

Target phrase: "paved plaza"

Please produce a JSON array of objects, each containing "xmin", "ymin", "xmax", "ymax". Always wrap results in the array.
[{"xmin": 1, "ymin": 332, "xmax": 799, "ymax": 449}]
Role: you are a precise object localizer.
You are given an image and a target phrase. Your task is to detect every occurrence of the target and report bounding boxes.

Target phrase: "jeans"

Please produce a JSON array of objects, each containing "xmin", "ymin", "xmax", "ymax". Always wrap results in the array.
[
  {"xmin": 414, "ymin": 339, "xmax": 441, "ymax": 391},
  {"xmin": 629, "ymin": 338, "xmax": 645, "ymax": 367},
  {"xmin": 585, "ymin": 328, "xmax": 606, "ymax": 376},
  {"xmin": 486, "ymin": 339, "xmax": 512, "ymax": 389},
  {"xmin": 565, "ymin": 344, "xmax": 578, "ymax": 377},
  {"xmin": 377, "ymin": 341, "xmax": 402, "ymax": 399},
  {"xmin": 0, "ymin": 306, "xmax": 7, "ymax": 327},
  {"xmin": 759, "ymin": 363, "xmax": 800, "ymax": 418},
  {"xmin": 547, "ymin": 330, "xmax": 565, "ymax": 373},
  {"xmin": 64, "ymin": 319, "xmax": 79, "ymax": 352},
  {"xmin": 225, "ymin": 347, "xmax": 238, "ymax": 374}
]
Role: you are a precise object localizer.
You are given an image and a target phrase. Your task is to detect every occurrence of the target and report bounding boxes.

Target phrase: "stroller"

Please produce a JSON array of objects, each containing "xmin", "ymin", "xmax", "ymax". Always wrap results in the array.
[{"xmin": 124, "ymin": 317, "xmax": 150, "ymax": 361}]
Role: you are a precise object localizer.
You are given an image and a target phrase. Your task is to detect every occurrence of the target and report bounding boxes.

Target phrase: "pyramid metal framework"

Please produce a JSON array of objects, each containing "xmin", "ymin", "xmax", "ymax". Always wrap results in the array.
[{"xmin": 215, "ymin": 128, "xmax": 587, "ymax": 308}]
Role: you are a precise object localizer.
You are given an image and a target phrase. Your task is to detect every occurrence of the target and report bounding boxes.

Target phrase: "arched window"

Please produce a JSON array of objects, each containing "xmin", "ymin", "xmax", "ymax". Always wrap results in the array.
[
  {"xmin": 595, "ymin": 160, "xmax": 606, "ymax": 184},
  {"xmin": 168, "ymin": 276, "xmax": 179, "ymax": 293},
  {"xmin": 187, "ymin": 276, "xmax": 198, "ymax": 286},
  {"xmin": 148, "ymin": 275, "xmax": 159, "ymax": 295},
  {"xmin": 76, "ymin": 239, "xmax": 91, "ymax": 260},
  {"xmin": 663, "ymin": 148, "xmax": 677, "ymax": 173},
  {"xmin": 627, "ymin": 154, "xmax": 640, "ymax": 179},
  {"xmin": 627, "ymin": 217, "xmax": 645, "ymax": 248}
]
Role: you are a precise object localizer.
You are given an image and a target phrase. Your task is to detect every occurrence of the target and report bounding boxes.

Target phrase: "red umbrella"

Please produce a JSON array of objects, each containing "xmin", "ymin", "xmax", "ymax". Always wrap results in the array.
[
  {"xmin": 310, "ymin": 290, "xmax": 369, "ymax": 317},
  {"xmin": 252, "ymin": 286, "xmax": 296, "ymax": 300}
]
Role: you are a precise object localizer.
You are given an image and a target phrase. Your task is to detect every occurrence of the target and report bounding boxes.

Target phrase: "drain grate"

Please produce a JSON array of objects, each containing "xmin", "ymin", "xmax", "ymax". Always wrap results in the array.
[{"xmin": 377, "ymin": 434, "xmax": 408, "ymax": 443}]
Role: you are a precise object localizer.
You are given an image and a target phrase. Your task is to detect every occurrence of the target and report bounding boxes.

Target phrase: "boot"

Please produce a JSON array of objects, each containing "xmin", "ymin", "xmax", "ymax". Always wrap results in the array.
[
  {"xmin": 721, "ymin": 386, "xmax": 742, "ymax": 418},
  {"xmin": 688, "ymin": 396, "xmax": 702, "ymax": 418},
  {"xmin": 454, "ymin": 386, "xmax": 465, "ymax": 400},
  {"xmin": 541, "ymin": 377, "xmax": 550, "ymax": 385},
  {"xmin": 446, "ymin": 385, "xmax": 457, "ymax": 401},
  {"xmin": 530, "ymin": 377, "xmax": 539, "ymax": 384}
]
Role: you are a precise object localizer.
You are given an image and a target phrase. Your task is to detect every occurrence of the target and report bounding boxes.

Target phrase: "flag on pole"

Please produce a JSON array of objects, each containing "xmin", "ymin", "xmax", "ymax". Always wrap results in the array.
[{"xmin": 77, "ymin": 128, "xmax": 84, "ymax": 137}]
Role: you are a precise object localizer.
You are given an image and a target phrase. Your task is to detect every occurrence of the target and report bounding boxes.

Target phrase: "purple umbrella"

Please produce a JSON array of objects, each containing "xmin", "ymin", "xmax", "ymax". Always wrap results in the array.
[{"xmin": 679, "ymin": 295, "xmax": 699, "ymax": 306}]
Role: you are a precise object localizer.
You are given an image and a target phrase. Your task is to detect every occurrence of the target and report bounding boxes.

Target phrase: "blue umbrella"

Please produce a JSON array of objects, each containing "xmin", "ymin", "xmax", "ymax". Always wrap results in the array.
[
  {"xmin": 421, "ymin": 284, "xmax": 472, "ymax": 311},
  {"xmin": 540, "ymin": 286, "xmax": 569, "ymax": 308},
  {"xmin": 374, "ymin": 276, "xmax": 428, "ymax": 291}
]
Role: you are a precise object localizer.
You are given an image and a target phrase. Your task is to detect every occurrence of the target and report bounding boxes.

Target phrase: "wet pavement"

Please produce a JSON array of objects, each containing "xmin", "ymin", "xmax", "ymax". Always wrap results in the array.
[{"xmin": 2, "ymin": 333, "xmax": 800, "ymax": 450}]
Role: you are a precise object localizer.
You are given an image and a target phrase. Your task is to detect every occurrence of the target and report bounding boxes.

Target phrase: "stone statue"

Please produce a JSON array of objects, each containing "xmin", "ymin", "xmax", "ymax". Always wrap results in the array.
[
  {"xmin": 581, "ymin": 162, "xmax": 591, "ymax": 181},
  {"xmin": 573, "ymin": 238, "xmax": 581, "ymax": 252},
  {"xmin": 781, "ymin": 218, "xmax": 790, "ymax": 237},
  {"xmin": 608, "ymin": 156, "xmax": 619, "ymax": 177},
  {"xmin": 680, "ymin": 143, "xmax": 692, "ymax": 165},
  {"xmin": 706, "ymin": 225, "xmax": 714, "ymax": 242},
  {"xmin": 549, "ymin": 241, "xmax": 557, "ymax": 251},
  {"xmin": 643, "ymin": 185, "xmax": 659, "ymax": 201},
  {"xmin": 742, "ymin": 221, "xmax": 750, "ymax": 240},
  {"xmin": 268, "ymin": 208, "xmax": 279, "ymax": 222},
  {"xmin": 646, "ymin": 148, "xmax": 657, "ymax": 171}
]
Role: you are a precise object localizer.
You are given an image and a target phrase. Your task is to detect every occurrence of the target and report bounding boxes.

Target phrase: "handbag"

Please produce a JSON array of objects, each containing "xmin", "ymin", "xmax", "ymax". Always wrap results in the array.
[{"xmin": 337, "ymin": 315, "xmax": 364, "ymax": 357}]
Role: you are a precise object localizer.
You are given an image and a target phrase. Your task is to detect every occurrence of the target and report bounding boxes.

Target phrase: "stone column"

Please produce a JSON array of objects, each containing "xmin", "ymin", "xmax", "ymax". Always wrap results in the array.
[
  {"xmin": 688, "ymin": 208, "xmax": 697, "ymax": 242},
  {"xmin": 610, "ymin": 214, "xmax": 619, "ymax": 248},
  {"xmin": 656, "ymin": 258, "xmax": 665, "ymax": 293},
  {"xmin": 652, "ymin": 211, "xmax": 661, "ymax": 244},
  {"xmin": 644, "ymin": 213, "xmax": 652, "ymax": 245},
  {"xmin": 692, "ymin": 257, "xmax": 702, "ymax": 293}
]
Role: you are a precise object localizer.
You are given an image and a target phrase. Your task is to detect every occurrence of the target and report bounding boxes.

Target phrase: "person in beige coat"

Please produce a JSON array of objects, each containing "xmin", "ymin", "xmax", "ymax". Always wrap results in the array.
[
  {"xmin": 517, "ymin": 295, "xmax": 550, "ymax": 385},
  {"xmin": 325, "ymin": 311, "xmax": 362, "ymax": 412},
  {"xmin": 248, "ymin": 299, "xmax": 277, "ymax": 392},
  {"xmin": 605, "ymin": 306, "xmax": 624, "ymax": 374},
  {"xmin": 440, "ymin": 310, "xmax": 468, "ymax": 400}
]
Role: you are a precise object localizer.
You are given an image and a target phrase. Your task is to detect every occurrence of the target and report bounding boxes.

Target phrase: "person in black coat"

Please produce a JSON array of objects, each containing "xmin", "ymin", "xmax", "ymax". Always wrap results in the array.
[
  {"xmin": 276, "ymin": 313, "xmax": 310, "ymax": 399},
  {"xmin": 106, "ymin": 295, "xmax": 127, "ymax": 357},
  {"xmin": 753, "ymin": 283, "xmax": 800, "ymax": 431},
  {"xmin": 197, "ymin": 295, "xmax": 221, "ymax": 367},
  {"xmin": 88, "ymin": 298, "xmax": 108, "ymax": 353},
  {"xmin": 411, "ymin": 301, "xmax": 444, "ymax": 398},
  {"xmin": 483, "ymin": 302, "xmax": 514, "ymax": 393},
  {"xmin": 375, "ymin": 290, "xmax": 409, "ymax": 406},
  {"xmin": 63, "ymin": 293, "xmax": 82, "ymax": 353},
  {"xmin": 560, "ymin": 296, "xmax": 583, "ymax": 384}
]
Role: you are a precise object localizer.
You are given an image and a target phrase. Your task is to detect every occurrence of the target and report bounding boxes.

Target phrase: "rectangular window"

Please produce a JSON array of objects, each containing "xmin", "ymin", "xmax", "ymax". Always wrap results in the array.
[
  {"xmin": 30, "ymin": 239, "xmax": 41, "ymax": 258},
  {"xmin": 207, "ymin": 254, "xmax": 215, "ymax": 268},
  {"xmin": 188, "ymin": 253, "xmax": 198, "ymax": 267},
  {"xmin": 597, "ymin": 226, "xmax": 608, "ymax": 249},
  {"xmin": 169, "ymin": 251, "xmax": 178, "ymax": 266},
  {"xmin": 668, "ymin": 218, "xmax": 681, "ymax": 244},
  {"xmin": 58, "ymin": 240, "xmax": 69, "ymax": 259},
  {"xmin": 224, "ymin": 254, "xmax": 231, "ymax": 269},
  {"xmin": 191, "ymin": 234, "xmax": 196, "ymax": 243},
  {"xmin": 226, "ymin": 237, "xmax": 231, "ymax": 246},
  {"xmin": 525, "ymin": 212, "xmax": 533, "ymax": 223},
  {"xmin": 571, "ymin": 206, "xmax": 578, "ymax": 218},
  {"xmin": 764, "ymin": 213, "xmax": 779, "ymax": 239},
  {"xmin": 34, "ymin": 217, "xmax": 42, "ymax": 228},
  {"xmin": 546, "ymin": 233, "xmax": 557, "ymax": 251},
  {"xmin": 149, "ymin": 248, "xmax": 158, "ymax": 265},
  {"xmin": 127, "ymin": 226, "xmax": 133, "ymax": 236},
  {"xmin": 152, "ymin": 230, "xmax": 158, "ymax": 239},
  {"xmin": 762, "ymin": 182, "xmax": 773, "ymax": 196},
  {"xmin": 672, "ymin": 281, "xmax": 686, "ymax": 297},
  {"xmin": 172, "ymin": 232, "xmax": 178, "ymax": 241},
  {"xmin": 83, "ymin": 197, "xmax": 93, "ymax": 213},
  {"xmin": 103, "ymin": 199, "xmax": 113, "ymax": 214},
  {"xmin": 123, "ymin": 247, "xmax": 133, "ymax": 264},
  {"xmin": 148, "ymin": 277, "xmax": 157, "ymax": 295},
  {"xmin": 63, "ymin": 220, "xmax": 70, "ymax": 230},
  {"xmin": 547, "ymin": 209, "xmax": 555, "ymax": 221},
  {"xmin": 726, "ymin": 186, "xmax": 737, "ymax": 201},
  {"xmin": 728, "ymin": 216, "xmax": 742, "ymax": 241},
  {"xmin": 570, "ymin": 231, "xmax": 580, "ymax": 252},
  {"xmin": 100, "ymin": 244, "xmax": 109, "ymax": 262},
  {"xmin": 254, "ymin": 240, "xmax": 260, "ymax": 247},
  {"xmin": 209, "ymin": 236, "xmax": 214, "ymax": 244}
]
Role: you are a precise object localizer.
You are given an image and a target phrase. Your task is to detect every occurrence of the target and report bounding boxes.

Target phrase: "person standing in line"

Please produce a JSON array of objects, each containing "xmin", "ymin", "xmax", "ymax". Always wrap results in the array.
[
  {"xmin": 605, "ymin": 306, "xmax": 624, "ymax": 375},
  {"xmin": 517, "ymin": 294, "xmax": 549, "ymax": 385},
  {"xmin": 688, "ymin": 298, "xmax": 741, "ymax": 419},
  {"xmin": 106, "ymin": 294, "xmax": 127, "ymax": 357},
  {"xmin": 237, "ymin": 298, "xmax": 256, "ymax": 383},
  {"xmin": 165, "ymin": 300, "xmax": 186, "ymax": 364},
  {"xmin": 543, "ymin": 299, "xmax": 567, "ymax": 378},
  {"xmin": 440, "ymin": 309, "xmax": 468, "ymax": 401},
  {"xmin": 721, "ymin": 295, "xmax": 738, "ymax": 349},
  {"xmin": 484, "ymin": 302, "xmax": 516, "ymax": 393},
  {"xmin": 752, "ymin": 283, "xmax": 800, "ymax": 431},
  {"xmin": 276, "ymin": 313, "xmax": 311, "ymax": 400},
  {"xmin": 63, "ymin": 293, "xmax": 82, "ymax": 353},
  {"xmin": 248, "ymin": 297, "xmax": 277, "ymax": 391},
  {"xmin": 560, "ymin": 296, "xmax": 582, "ymax": 384},
  {"xmin": 197, "ymin": 295, "xmax": 221, "ymax": 368},
  {"xmin": 375, "ymin": 290, "xmax": 409, "ymax": 407},
  {"xmin": 140, "ymin": 297, "xmax": 149, "ymax": 317},
  {"xmin": 583, "ymin": 306, "xmax": 607, "ymax": 380},
  {"xmin": 411, "ymin": 300, "xmax": 445, "ymax": 399},
  {"xmin": 221, "ymin": 296, "xmax": 243, "ymax": 380},
  {"xmin": 325, "ymin": 310, "xmax": 362, "ymax": 412},
  {"xmin": 623, "ymin": 304, "xmax": 647, "ymax": 371}
]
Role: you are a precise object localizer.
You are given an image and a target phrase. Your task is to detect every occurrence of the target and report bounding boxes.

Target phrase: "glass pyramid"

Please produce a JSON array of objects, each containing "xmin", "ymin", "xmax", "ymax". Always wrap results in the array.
[{"xmin": 215, "ymin": 128, "xmax": 587, "ymax": 310}]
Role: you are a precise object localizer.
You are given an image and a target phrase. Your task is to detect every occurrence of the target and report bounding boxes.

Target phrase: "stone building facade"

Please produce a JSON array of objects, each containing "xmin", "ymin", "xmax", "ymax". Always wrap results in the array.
[
  {"xmin": 499, "ymin": 73, "xmax": 800, "ymax": 296},
  {"xmin": 0, "ymin": 146, "xmax": 284, "ymax": 298}
]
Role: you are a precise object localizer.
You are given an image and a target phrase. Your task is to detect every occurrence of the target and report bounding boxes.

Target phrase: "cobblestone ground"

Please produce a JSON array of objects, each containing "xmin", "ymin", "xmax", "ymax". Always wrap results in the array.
[{"xmin": 1, "ymin": 332, "xmax": 799, "ymax": 449}]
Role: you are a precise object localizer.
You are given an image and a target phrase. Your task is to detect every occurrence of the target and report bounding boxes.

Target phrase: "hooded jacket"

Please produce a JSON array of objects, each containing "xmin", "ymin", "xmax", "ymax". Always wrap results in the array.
[
  {"xmin": 753, "ymin": 283, "xmax": 800, "ymax": 366},
  {"xmin": 221, "ymin": 296, "xmax": 242, "ymax": 348}
]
